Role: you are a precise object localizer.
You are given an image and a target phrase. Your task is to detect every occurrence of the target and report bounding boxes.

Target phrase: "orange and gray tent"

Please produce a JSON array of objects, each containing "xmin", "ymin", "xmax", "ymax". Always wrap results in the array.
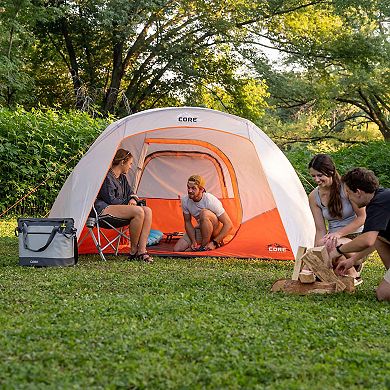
[{"xmin": 50, "ymin": 107, "xmax": 315, "ymax": 259}]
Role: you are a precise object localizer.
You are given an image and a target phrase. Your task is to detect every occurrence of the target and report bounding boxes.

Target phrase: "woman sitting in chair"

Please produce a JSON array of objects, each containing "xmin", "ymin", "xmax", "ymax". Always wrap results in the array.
[{"xmin": 94, "ymin": 148, "xmax": 153, "ymax": 263}]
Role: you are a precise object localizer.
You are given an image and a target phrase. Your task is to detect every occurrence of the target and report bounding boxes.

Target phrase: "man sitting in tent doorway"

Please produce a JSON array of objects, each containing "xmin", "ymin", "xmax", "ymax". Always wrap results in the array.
[{"xmin": 174, "ymin": 174, "xmax": 233, "ymax": 252}]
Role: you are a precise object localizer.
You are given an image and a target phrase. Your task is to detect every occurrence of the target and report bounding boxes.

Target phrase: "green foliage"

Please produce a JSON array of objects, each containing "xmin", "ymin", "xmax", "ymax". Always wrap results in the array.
[
  {"xmin": 260, "ymin": 0, "xmax": 390, "ymax": 139},
  {"xmin": 0, "ymin": 220, "xmax": 389, "ymax": 388},
  {"xmin": 286, "ymin": 141, "xmax": 390, "ymax": 193},
  {"xmin": 1, "ymin": 106, "xmax": 388, "ymax": 217},
  {"xmin": 0, "ymin": 107, "xmax": 110, "ymax": 216},
  {"xmin": 185, "ymin": 64, "xmax": 269, "ymax": 122},
  {"xmin": 26, "ymin": 0, "xmax": 259, "ymax": 115},
  {"xmin": 0, "ymin": 0, "xmax": 37, "ymax": 107},
  {"xmin": 1, "ymin": 0, "xmax": 388, "ymax": 144}
]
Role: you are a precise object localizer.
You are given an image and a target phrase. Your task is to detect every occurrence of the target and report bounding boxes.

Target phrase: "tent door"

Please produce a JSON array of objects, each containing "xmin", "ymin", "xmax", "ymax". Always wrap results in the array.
[
  {"xmin": 133, "ymin": 141, "xmax": 150, "ymax": 191},
  {"xmin": 137, "ymin": 150, "xmax": 228, "ymax": 198},
  {"xmin": 135, "ymin": 138, "xmax": 242, "ymax": 233}
]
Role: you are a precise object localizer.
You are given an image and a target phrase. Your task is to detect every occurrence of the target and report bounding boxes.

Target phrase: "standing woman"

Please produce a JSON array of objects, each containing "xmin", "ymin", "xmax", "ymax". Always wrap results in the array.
[
  {"xmin": 94, "ymin": 149, "xmax": 153, "ymax": 263},
  {"xmin": 308, "ymin": 154, "xmax": 365, "ymax": 277}
]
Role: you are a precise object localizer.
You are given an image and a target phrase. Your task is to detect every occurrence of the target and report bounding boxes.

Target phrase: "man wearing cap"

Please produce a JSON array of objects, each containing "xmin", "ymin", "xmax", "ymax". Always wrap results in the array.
[{"xmin": 174, "ymin": 174, "xmax": 233, "ymax": 252}]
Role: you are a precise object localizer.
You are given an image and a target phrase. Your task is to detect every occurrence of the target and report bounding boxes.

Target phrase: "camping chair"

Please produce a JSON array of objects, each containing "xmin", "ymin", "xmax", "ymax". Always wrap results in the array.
[{"xmin": 78, "ymin": 206, "xmax": 131, "ymax": 261}]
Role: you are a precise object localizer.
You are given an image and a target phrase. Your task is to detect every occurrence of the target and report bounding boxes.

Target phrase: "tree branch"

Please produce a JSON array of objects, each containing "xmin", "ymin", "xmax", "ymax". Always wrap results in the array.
[
  {"xmin": 374, "ymin": 93, "xmax": 390, "ymax": 113},
  {"xmin": 236, "ymin": 0, "xmax": 331, "ymax": 27},
  {"xmin": 335, "ymin": 96, "xmax": 370, "ymax": 114},
  {"xmin": 278, "ymin": 135, "xmax": 365, "ymax": 146}
]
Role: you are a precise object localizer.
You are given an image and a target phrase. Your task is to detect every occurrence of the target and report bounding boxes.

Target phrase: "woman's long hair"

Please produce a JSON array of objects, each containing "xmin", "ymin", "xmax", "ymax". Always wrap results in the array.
[
  {"xmin": 112, "ymin": 149, "xmax": 132, "ymax": 166},
  {"xmin": 308, "ymin": 154, "xmax": 343, "ymax": 219}
]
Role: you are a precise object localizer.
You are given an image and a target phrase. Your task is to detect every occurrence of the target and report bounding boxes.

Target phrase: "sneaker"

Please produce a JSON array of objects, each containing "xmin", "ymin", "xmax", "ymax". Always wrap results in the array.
[{"xmin": 197, "ymin": 246, "xmax": 207, "ymax": 251}]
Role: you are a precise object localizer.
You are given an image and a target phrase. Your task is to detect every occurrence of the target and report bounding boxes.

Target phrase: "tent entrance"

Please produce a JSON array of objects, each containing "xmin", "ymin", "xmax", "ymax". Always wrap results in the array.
[
  {"xmin": 137, "ymin": 150, "xmax": 229, "ymax": 198},
  {"xmin": 136, "ymin": 146, "xmax": 241, "ymax": 242}
]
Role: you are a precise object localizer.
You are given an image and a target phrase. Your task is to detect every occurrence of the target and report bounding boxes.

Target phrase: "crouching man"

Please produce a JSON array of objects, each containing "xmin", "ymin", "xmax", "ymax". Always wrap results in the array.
[
  {"xmin": 174, "ymin": 175, "xmax": 233, "ymax": 252},
  {"xmin": 329, "ymin": 168, "xmax": 390, "ymax": 301}
]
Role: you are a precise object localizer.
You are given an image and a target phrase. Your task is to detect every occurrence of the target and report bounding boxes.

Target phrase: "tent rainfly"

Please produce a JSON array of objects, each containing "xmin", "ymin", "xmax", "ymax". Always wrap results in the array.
[{"xmin": 50, "ymin": 107, "xmax": 315, "ymax": 259}]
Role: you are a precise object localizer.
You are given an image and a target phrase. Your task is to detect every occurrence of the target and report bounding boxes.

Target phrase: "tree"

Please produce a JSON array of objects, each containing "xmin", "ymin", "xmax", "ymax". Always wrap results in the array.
[
  {"xmin": 21, "ymin": 0, "xmax": 326, "ymax": 116},
  {"xmin": 3, "ymin": 0, "xmax": 388, "ymax": 145},
  {"xmin": 0, "ymin": 0, "xmax": 35, "ymax": 106},
  {"xmin": 248, "ymin": 0, "xmax": 390, "ymax": 139},
  {"xmin": 29, "ymin": 0, "xmax": 267, "ymax": 116}
]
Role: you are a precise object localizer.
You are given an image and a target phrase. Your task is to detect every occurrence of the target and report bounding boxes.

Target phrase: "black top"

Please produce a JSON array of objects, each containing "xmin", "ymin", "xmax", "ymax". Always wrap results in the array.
[
  {"xmin": 94, "ymin": 170, "xmax": 135, "ymax": 215},
  {"xmin": 363, "ymin": 188, "xmax": 390, "ymax": 240}
]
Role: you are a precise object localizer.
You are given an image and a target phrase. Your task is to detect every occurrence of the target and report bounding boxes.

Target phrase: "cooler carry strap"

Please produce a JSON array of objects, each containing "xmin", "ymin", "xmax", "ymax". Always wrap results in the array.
[{"xmin": 22, "ymin": 223, "xmax": 60, "ymax": 252}]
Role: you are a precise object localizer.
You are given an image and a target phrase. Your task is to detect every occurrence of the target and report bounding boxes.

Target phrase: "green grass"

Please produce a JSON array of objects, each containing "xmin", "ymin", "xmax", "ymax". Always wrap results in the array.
[{"xmin": 1, "ymin": 220, "xmax": 389, "ymax": 389}]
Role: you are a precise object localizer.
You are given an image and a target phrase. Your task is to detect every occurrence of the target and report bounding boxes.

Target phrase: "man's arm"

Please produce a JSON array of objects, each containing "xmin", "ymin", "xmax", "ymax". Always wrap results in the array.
[
  {"xmin": 332, "ymin": 231, "xmax": 378, "ymax": 255},
  {"xmin": 330, "ymin": 231, "xmax": 378, "ymax": 273},
  {"xmin": 335, "ymin": 246, "xmax": 375, "ymax": 275}
]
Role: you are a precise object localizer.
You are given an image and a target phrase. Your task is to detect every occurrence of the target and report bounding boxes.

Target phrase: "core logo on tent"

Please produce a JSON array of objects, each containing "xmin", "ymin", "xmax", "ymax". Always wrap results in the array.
[
  {"xmin": 267, "ymin": 243, "xmax": 289, "ymax": 253},
  {"xmin": 29, "ymin": 259, "xmax": 39, "ymax": 264},
  {"xmin": 177, "ymin": 113, "xmax": 199, "ymax": 123}
]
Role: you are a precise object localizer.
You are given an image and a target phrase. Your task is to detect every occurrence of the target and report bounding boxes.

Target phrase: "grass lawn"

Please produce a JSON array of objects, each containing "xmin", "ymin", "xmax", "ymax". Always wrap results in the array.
[{"xmin": 1, "ymin": 219, "xmax": 389, "ymax": 389}]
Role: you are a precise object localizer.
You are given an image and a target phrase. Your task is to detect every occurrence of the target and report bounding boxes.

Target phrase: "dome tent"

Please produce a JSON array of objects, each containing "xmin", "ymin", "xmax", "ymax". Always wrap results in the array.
[{"xmin": 50, "ymin": 107, "xmax": 315, "ymax": 259}]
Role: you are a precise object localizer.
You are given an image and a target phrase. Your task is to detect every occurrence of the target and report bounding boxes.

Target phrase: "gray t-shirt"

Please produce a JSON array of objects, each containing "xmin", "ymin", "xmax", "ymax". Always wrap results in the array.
[
  {"xmin": 181, "ymin": 192, "xmax": 225, "ymax": 221},
  {"xmin": 315, "ymin": 185, "xmax": 363, "ymax": 233}
]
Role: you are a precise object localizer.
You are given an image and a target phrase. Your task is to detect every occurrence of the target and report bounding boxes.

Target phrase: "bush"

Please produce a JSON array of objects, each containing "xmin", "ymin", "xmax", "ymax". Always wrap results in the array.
[
  {"xmin": 0, "ymin": 107, "xmax": 110, "ymax": 217},
  {"xmin": 1, "ymin": 107, "xmax": 389, "ymax": 218},
  {"xmin": 286, "ymin": 141, "xmax": 390, "ymax": 193}
]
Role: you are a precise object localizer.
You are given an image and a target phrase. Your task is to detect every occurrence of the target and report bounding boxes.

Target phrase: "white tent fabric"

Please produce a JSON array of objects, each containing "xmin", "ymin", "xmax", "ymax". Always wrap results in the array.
[{"xmin": 50, "ymin": 107, "xmax": 315, "ymax": 257}]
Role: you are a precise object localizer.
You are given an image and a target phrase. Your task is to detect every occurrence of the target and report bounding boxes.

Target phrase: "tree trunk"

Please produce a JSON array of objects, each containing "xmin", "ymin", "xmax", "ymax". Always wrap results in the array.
[
  {"xmin": 336, "ymin": 91, "xmax": 390, "ymax": 140},
  {"xmin": 378, "ymin": 122, "xmax": 390, "ymax": 140},
  {"xmin": 368, "ymin": 94, "xmax": 390, "ymax": 140},
  {"xmin": 60, "ymin": 18, "xmax": 83, "ymax": 109},
  {"xmin": 102, "ymin": 41, "xmax": 125, "ymax": 115}
]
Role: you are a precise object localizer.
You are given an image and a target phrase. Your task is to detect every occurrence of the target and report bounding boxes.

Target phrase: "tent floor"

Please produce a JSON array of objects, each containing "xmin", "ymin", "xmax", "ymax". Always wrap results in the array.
[
  {"xmin": 147, "ymin": 236, "xmax": 216, "ymax": 258},
  {"xmin": 87, "ymin": 235, "xmax": 219, "ymax": 258},
  {"xmin": 147, "ymin": 235, "xmax": 210, "ymax": 258},
  {"xmin": 148, "ymin": 238, "xmax": 178, "ymax": 253}
]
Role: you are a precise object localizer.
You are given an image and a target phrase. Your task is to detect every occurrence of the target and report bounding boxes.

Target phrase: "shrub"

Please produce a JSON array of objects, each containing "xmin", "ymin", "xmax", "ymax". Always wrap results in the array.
[
  {"xmin": 1, "ymin": 107, "xmax": 389, "ymax": 217},
  {"xmin": 0, "ymin": 107, "xmax": 110, "ymax": 216}
]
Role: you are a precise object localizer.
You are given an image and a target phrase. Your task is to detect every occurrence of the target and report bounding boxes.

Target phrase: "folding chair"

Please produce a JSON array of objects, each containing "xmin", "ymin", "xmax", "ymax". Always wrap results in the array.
[{"xmin": 78, "ymin": 206, "xmax": 131, "ymax": 261}]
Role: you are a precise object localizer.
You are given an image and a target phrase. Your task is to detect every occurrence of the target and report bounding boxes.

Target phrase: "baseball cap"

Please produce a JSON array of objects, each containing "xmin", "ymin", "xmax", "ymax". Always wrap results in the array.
[{"xmin": 187, "ymin": 174, "xmax": 206, "ymax": 189}]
